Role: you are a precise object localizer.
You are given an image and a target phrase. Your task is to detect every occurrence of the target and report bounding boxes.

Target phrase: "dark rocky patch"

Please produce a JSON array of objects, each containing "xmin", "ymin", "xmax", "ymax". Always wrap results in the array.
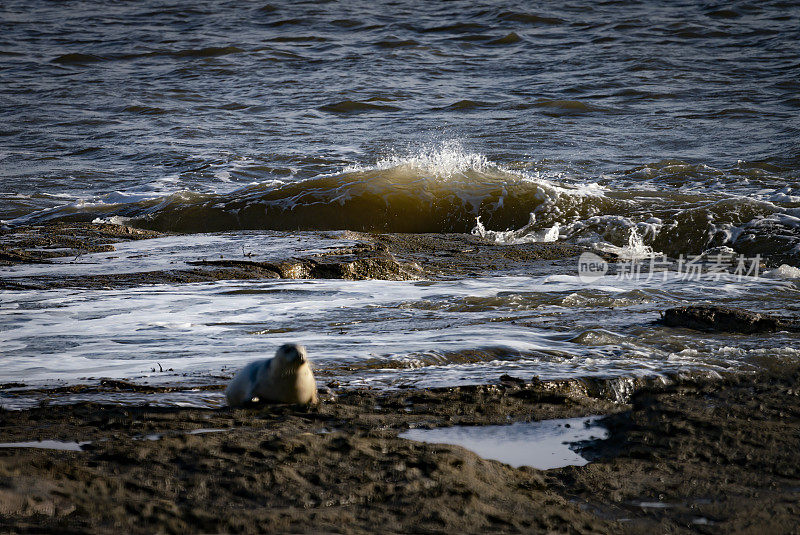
[
  {"xmin": 0, "ymin": 222, "xmax": 162, "ymax": 266},
  {"xmin": 550, "ymin": 364, "xmax": 800, "ymax": 534},
  {"xmin": 661, "ymin": 305, "xmax": 800, "ymax": 333},
  {"xmin": 0, "ymin": 377, "xmax": 624, "ymax": 534},
  {"xmin": 187, "ymin": 244, "xmax": 422, "ymax": 281},
  {"xmin": 359, "ymin": 231, "xmax": 589, "ymax": 279}
]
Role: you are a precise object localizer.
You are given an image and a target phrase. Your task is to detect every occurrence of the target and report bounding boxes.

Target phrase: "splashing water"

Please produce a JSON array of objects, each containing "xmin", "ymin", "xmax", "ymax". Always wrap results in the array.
[
  {"xmin": 345, "ymin": 141, "xmax": 496, "ymax": 178},
  {"xmin": 615, "ymin": 227, "xmax": 657, "ymax": 260},
  {"xmin": 471, "ymin": 212, "xmax": 561, "ymax": 244},
  {"xmin": 6, "ymin": 139, "xmax": 800, "ymax": 262}
]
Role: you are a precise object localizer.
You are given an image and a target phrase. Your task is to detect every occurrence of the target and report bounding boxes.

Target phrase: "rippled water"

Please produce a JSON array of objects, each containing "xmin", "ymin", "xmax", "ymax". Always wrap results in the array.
[
  {"xmin": 3, "ymin": 232, "xmax": 800, "ymax": 408},
  {"xmin": 1, "ymin": 1, "xmax": 799, "ymax": 407},
  {"xmin": 3, "ymin": 1, "xmax": 799, "ymax": 252}
]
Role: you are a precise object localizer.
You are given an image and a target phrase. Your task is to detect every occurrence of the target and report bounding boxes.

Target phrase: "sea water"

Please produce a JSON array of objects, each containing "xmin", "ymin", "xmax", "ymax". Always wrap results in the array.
[{"xmin": 1, "ymin": 0, "xmax": 799, "ymax": 407}]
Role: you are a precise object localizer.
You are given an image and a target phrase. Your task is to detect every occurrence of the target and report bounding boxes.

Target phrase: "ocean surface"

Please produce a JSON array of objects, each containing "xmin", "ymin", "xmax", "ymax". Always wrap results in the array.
[{"xmin": 1, "ymin": 1, "xmax": 799, "ymax": 408}]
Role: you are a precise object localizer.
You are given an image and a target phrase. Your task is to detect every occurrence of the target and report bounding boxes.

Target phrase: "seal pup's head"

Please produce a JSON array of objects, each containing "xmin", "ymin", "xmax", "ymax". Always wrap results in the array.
[{"xmin": 275, "ymin": 343, "xmax": 308, "ymax": 367}]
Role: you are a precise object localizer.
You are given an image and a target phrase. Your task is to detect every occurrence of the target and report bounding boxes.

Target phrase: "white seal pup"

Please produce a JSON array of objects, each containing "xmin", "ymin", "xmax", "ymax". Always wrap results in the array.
[{"xmin": 226, "ymin": 343, "xmax": 318, "ymax": 407}]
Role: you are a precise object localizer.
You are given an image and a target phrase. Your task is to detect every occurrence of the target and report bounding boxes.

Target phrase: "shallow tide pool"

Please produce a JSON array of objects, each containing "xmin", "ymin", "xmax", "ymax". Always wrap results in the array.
[{"xmin": 400, "ymin": 416, "xmax": 609, "ymax": 470}]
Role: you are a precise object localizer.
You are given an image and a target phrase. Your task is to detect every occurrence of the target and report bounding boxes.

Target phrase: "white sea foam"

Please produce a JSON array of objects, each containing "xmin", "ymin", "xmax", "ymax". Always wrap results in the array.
[
  {"xmin": 92, "ymin": 215, "xmax": 132, "ymax": 226},
  {"xmin": 2, "ymin": 232, "xmax": 797, "ymax": 409},
  {"xmin": 0, "ymin": 231, "xmax": 359, "ymax": 278},
  {"xmin": 763, "ymin": 264, "xmax": 800, "ymax": 279},
  {"xmin": 342, "ymin": 141, "xmax": 606, "ymax": 198},
  {"xmin": 471, "ymin": 212, "xmax": 561, "ymax": 244}
]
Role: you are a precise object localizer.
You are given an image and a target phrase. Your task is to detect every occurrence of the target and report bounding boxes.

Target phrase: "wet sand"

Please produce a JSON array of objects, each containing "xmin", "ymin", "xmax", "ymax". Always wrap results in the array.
[{"xmin": 1, "ymin": 369, "xmax": 799, "ymax": 534}]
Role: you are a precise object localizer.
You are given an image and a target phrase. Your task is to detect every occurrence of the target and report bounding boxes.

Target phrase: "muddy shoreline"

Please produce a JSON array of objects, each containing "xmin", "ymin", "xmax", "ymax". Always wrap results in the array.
[
  {"xmin": 2, "ymin": 223, "xmax": 799, "ymax": 533},
  {"xmin": 1, "ymin": 369, "xmax": 799, "ymax": 534}
]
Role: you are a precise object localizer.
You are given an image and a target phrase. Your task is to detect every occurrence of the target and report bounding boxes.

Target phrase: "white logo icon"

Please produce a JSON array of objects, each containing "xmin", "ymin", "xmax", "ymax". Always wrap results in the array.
[{"xmin": 578, "ymin": 252, "xmax": 608, "ymax": 283}]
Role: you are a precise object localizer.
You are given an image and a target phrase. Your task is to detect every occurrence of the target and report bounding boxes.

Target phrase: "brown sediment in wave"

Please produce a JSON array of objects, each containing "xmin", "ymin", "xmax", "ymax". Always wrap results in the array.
[
  {"xmin": 318, "ymin": 100, "xmax": 402, "ymax": 114},
  {"xmin": 487, "ymin": 32, "xmax": 523, "ymax": 46},
  {"xmin": 115, "ymin": 172, "xmax": 605, "ymax": 235},
  {"xmin": 437, "ymin": 99, "xmax": 493, "ymax": 111},
  {"xmin": 9, "ymin": 155, "xmax": 798, "ymax": 263}
]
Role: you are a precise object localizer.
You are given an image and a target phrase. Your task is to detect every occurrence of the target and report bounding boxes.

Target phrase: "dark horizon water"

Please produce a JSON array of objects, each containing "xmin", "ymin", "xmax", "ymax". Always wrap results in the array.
[{"xmin": 2, "ymin": 0, "xmax": 799, "ymax": 261}]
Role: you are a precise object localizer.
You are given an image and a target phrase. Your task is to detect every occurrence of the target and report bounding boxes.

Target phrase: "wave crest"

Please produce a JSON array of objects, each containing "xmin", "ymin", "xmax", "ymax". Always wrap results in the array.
[{"xmin": 9, "ymin": 144, "xmax": 800, "ymax": 263}]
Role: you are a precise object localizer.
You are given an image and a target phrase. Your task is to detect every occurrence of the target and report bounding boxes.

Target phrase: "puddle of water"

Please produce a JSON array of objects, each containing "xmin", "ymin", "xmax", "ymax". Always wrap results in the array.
[
  {"xmin": 186, "ymin": 428, "xmax": 228, "ymax": 435},
  {"xmin": 136, "ymin": 428, "xmax": 231, "ymax": 441},
  {"xmin": 636, "ymin": 501, "xmax": 672, "ymax": 509},
  {"xmin": 399, "ymin": 416, "xmax": 608, "ymax": 470},
  {"xmin": 0, "ymin": 440, "xmax": 90, "ymax": 451}
]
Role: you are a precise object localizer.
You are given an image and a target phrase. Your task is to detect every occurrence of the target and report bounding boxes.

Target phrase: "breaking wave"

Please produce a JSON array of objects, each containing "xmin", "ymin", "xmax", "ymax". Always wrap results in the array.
[
  {"xmin": 8, "ymin": 143, "xmax": 800, "ymax": 263},
  {"xmin": 10, "ymin": 143, "xmax": 611, "ymax": 235}
]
